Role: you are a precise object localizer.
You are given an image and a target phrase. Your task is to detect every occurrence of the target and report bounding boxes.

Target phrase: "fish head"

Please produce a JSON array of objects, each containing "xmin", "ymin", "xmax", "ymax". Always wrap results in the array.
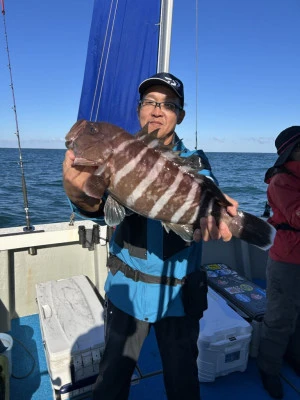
[{"xmin": 65, "ymin": 119, "xmax": 116, "ymax": 166}]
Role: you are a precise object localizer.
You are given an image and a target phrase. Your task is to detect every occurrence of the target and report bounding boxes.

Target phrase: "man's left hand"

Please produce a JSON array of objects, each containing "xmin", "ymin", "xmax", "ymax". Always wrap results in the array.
[{"xmin": 193, "ymin": 194, "xmax": 238, "ymax": 242}]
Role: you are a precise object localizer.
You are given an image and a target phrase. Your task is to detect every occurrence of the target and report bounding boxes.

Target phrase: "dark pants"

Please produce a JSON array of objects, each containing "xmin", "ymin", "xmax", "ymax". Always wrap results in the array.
[
  {"xmin": 257, "ymin": 257, "xmax": 300, "ymax": 375},
  {"xmin": 92, "ymin": 299, "xmax": 201, "ymax": 400}
]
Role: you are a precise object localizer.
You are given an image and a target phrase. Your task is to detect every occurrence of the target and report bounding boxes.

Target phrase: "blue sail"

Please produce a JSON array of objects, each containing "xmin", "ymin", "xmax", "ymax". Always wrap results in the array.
[{"xmin": 78, "ymin": 0, "xmax": 161, "ymax": 134}]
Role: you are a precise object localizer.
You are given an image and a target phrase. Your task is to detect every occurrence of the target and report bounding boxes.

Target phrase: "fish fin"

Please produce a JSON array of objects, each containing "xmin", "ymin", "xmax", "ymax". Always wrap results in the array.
[
  {"xmin": 181, "ymin": 154, "xmax": 211, "ymax": 170},
  {"xmin": 136, "ymin": 127, "xmax": 162, "ymax": 146},
  {"xmin": 135, "ymin": 124, "xmax": 176, "ymax": 151},
  {"xmin": 135, "ymin": 123, "xmax": 150, "ymax": 139},
  {"xmin": 162, "ymin": 222, "xmax": 194, "ymax": 242},
  {"xmin": 228, "ymin": 211, "xmax": 276, "ymax": 250},
  {"xmin": 136, "ymin": 125, "xmax": 191, "ymax": 163},
  {"xmin": 104, "ymin": 195, "xmax": 127, "ymax": 226}
]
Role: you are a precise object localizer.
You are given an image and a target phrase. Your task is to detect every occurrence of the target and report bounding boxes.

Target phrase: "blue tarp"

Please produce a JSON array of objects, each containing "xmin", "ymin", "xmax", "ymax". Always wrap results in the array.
[{"xmin": 78, "ymin": 0, "xmax": 161, "ymax": 135}]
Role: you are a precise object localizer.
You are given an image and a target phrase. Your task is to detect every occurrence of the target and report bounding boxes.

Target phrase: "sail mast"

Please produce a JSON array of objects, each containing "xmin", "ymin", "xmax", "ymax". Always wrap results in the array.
[{"xmin": 157, "ymin": 0, "xmax": 173, "ymax": 73}]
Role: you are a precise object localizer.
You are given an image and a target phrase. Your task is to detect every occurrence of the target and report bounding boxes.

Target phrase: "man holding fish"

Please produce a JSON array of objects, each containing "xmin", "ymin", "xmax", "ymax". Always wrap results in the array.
[{"xmin": 63, "ymin": 72, "xmax": 238, "ymax": 400}]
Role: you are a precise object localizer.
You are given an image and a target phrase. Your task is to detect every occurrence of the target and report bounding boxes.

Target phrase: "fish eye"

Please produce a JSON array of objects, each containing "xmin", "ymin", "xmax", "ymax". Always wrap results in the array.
[{"xmin": 89, "ymin": 126, "xmax": 97, "ymax": 135}]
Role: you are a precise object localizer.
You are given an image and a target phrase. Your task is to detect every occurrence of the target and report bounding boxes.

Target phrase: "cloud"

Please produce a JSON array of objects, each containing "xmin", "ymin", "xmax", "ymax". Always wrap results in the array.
[
  {"xmin": 212, "ymin": 137, "xmax": 226, "ymax": 143},
  {"xmin": 246, "ymin": 137, "xmax": 274, "ymax": 145}
]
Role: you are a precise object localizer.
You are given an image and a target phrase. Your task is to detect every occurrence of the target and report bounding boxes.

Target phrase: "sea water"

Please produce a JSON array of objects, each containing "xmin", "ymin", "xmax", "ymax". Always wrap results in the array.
[{"xmin": 0, "ymin": 148, "xmax": 277, "ymax": 229}]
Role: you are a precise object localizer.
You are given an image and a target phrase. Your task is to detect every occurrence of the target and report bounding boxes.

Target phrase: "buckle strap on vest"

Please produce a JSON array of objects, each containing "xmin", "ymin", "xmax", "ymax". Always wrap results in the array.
[{"xmin": 109, "ymin": 258, "xmax": 184, "ymax": 286}]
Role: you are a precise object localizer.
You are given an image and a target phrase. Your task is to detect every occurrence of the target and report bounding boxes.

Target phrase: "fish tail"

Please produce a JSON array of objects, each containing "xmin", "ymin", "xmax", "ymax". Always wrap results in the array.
[{"xmin": 226, "ymin": 211, "xmax": 276, "ymax": 250}]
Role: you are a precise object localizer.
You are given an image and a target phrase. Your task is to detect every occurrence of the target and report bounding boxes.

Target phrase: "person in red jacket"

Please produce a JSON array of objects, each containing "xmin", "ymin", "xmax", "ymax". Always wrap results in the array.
[{"xmin": 257, "ymin": 126, "xmax": 300, "ymax": 399}]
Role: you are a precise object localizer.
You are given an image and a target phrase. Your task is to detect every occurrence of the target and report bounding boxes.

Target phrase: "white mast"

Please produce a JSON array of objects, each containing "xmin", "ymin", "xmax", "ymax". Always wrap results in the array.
[{"xmin": 157, "ymin": 0, "xmax": 174, "ymax": 73}]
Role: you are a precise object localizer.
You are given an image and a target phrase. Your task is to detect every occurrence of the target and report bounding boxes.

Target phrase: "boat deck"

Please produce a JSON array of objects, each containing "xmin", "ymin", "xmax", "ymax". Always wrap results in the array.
[{"xmin": 8, "ymin": 313, "xmax": 300, "ymax": 400}]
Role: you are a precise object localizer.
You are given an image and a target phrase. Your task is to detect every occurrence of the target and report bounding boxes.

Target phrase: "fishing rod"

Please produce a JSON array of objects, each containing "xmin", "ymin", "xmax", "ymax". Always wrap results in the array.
[
  {"xmin": 194, "ymin": 0, "xmax": 198, "ymax": 150},
  {"xmin": 1, "ymin": 1, "xmax": 34, "ymax": 231}
]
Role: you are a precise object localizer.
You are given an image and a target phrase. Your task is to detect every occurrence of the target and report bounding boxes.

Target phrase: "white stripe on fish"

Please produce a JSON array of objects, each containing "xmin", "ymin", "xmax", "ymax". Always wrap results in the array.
[
  {"xmin": 148, "ymin": 171, "xmax": 183, "ymax": 219},
  {"xmin": 114, "ymin": 145, "xmax": 149, "ymax": 186},
  {"xmin": 113, "ymin": 137, "xmax": 136, "ymax": 157},
  {"xmin": 171, "ymin": 180, "xmax": 199, "ymax": 224},
  {"xmin": 127, "ymin": 157, "xmax": 167, "ymax": 207}
]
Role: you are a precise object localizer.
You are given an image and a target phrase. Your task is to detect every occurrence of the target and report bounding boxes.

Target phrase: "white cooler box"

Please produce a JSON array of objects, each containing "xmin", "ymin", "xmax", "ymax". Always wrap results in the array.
[
  {"xmin": 36, "ymin": 275, "xmax": 105, "ymax": 399},
  {"xmin": 198, "ymin": 288, "xmax": 252, "ymax": 382}
]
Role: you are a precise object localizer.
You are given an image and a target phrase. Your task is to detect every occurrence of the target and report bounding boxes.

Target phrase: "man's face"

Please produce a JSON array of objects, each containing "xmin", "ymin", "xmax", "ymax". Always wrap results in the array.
[{"xmin": 138, "ymin": 85, "xmax": 185, "ymax": 142}]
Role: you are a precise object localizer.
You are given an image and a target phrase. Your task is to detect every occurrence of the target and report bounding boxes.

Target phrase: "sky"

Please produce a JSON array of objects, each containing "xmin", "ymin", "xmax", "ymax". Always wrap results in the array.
[{"xmin": 1, "ymin": 0, "xmax": 300, "ymax": 152}]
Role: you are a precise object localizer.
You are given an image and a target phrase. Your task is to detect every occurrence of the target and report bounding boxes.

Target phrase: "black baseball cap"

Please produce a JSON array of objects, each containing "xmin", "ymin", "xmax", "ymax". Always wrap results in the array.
[{"xmin": 139, "ymin": 72, "xmax": 184, "ymax": 107}]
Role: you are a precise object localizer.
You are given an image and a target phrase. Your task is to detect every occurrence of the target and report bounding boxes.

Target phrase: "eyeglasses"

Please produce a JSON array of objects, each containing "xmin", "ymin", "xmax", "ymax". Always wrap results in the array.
[{"xmin": 139, "ymin": 99, "xmax": 182, "ymax": 113}]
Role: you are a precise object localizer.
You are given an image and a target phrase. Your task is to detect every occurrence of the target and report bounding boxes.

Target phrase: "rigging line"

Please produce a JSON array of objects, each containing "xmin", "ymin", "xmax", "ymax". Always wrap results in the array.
[
  {"xmin": 195, "ymin": 0, "xmax": 199, "ymax": 150},
  {"xmin": 1, "ymin": 3, "xmax": 34, "ymax": 231},
  {"xmin": 95, "ymin": 0, "xmax": 119, "ymax": 120},
  {"xmin": 90, "ymin": 0, "xmax": 115, "ymax": 121}
]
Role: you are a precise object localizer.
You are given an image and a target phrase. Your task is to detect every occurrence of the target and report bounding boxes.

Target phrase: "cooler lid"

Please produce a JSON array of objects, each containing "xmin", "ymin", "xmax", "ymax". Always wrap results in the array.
[
  {"xmin": 199, "ymin": 288, "xmax": 252, "ymax": 342},
  {"xmin": 36, "ymin": 275, "xmax": 105, "ymax": 359}
]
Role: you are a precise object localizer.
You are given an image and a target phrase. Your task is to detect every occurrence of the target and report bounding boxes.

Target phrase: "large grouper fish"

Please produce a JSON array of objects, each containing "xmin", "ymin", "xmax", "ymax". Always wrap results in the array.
[{"xmin": 65, "ymin": 119, "xmax": 276, "ymax": 249}]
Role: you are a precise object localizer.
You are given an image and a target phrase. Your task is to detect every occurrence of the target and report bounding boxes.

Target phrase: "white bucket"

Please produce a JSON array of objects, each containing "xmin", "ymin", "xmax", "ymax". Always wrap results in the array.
[{"xmin": 0, "ymin": 333, "xmax": 13, "ymax": 376}]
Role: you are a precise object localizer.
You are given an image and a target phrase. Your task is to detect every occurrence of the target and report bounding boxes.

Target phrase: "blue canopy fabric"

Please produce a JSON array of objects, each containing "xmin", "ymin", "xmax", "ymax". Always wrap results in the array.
[{"xmin": 78, "ymin": 0, "xmax": 161, "ymax": 135}]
